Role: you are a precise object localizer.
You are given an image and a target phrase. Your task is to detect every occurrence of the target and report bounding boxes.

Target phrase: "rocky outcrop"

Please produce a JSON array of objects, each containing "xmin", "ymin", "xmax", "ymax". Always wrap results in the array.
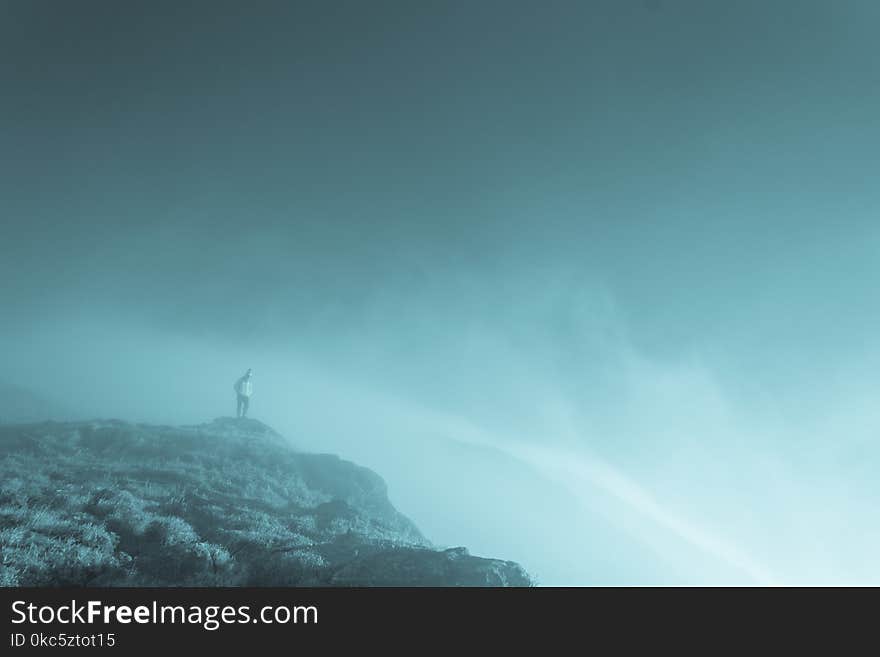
[{"xmin": 0, "ymin": 417, "xmax": 531, "ymax": 586}]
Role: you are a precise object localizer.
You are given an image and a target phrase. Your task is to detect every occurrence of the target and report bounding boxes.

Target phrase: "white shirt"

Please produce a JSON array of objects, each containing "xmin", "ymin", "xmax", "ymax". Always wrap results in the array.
[{"xmin": 237, "ymin": 377, "xmax": 253, "ymax": 397}]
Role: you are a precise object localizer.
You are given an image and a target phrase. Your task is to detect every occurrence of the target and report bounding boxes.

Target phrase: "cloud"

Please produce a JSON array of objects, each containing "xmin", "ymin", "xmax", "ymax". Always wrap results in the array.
[
  {"xmin": 6, "ymin": 261, "xmax": 880, "ymax": 585},
  {"xmin": 507, "ymin": 442, "xmax": 779, "ymax": 585}
]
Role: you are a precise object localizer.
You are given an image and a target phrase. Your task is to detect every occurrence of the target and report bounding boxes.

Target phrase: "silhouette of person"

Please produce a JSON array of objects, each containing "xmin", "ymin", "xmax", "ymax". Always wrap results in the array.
[{"xmin": 234, "ymin": 369, "xmax": 253, "ymax": 418}]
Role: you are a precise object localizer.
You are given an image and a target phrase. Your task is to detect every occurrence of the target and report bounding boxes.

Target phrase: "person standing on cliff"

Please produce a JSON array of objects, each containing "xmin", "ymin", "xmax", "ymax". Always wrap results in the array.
[{"xmin": 234, "ymin": 369, "xmax": 253, "ymax": 418}]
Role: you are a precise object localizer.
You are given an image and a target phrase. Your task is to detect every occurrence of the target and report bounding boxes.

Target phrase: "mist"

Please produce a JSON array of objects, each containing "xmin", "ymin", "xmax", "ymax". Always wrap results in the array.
[{"xmin": 3, "ymin": 0, "xmax": 880, "ymax": 584}]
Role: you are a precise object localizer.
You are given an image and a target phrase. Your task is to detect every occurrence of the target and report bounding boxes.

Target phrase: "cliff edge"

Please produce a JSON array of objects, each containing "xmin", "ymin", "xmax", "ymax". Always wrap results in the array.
[{"xmin": 0, "ymin": 417, "xmax": 531, "ymax": 586}]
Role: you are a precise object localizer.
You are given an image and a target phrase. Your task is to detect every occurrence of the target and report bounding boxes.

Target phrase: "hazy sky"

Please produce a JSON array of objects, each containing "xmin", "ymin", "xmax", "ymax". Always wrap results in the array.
[{"xmin": 3, "ymin": 1, "xmax": 880, "ymax": 584}]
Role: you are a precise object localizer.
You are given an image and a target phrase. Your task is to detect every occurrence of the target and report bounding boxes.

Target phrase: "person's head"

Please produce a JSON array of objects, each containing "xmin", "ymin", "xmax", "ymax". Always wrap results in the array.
[{"xmin": 245, "ymin": 368, "xmax": 252, "ymax": 378}]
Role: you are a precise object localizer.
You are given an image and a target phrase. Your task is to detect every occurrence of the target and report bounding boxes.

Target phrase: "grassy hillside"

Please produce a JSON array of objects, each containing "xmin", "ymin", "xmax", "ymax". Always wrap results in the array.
[{"xmin": 0, "ymin": 417, "xmax": 530, "ymax": 586}]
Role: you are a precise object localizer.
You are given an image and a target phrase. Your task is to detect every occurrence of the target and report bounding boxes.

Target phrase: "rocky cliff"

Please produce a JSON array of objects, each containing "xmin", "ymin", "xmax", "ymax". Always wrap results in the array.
[{"xmin": 0, "ymin": 417, "xmax": 531, "ymax": 586}]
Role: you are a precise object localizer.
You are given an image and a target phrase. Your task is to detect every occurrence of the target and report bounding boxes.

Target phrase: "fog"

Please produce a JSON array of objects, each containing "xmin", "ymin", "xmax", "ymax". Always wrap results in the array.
[{"xmin": 3, "ymin": 1, "xmax": 880, "ymax": 584}]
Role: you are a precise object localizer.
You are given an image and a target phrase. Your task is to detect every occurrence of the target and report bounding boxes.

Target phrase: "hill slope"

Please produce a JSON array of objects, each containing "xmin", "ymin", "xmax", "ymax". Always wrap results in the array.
[{"xmin": 0, "ymin": 418, "xmax": 530, "ymax": 586}]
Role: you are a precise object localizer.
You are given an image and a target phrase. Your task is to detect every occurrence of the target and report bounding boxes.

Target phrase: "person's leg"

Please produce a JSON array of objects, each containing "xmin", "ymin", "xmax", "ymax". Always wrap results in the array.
[
  {"xmin": 242, "ymin": 396, "xmax": 249, "ymax": 417},
  {"xmin": 237, "ymin": 395, "xmax": 243, "ymax": 418}
]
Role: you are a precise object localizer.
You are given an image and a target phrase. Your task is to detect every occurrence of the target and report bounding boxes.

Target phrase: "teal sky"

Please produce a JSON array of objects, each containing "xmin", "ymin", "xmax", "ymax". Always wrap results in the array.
[{"xmin": 3, "ymin": 1, "xmax": 880, "ymax": 584}]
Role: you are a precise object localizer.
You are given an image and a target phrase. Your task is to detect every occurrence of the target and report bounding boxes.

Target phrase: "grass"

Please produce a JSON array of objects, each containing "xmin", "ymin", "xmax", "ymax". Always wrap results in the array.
[{"xmin": 0, "ymin": 417, "xmax": 531, "ymax": 587}]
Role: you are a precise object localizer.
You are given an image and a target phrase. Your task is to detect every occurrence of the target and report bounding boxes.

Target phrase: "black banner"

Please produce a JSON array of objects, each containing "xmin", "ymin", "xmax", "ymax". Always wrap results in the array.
[{"xmin": 0, "ymin": 586, "xmax": 866, "ymax": 650}]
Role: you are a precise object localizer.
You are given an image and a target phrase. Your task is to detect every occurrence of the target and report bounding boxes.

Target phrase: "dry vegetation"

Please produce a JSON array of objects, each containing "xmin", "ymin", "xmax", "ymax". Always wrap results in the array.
[{"xmin": 0, "ymin": 418, "xmax": 530, "ymax": 587}]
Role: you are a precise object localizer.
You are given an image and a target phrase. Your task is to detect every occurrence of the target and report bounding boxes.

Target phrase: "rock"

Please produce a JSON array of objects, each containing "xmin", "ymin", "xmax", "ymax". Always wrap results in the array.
[{"xmin": 0, "ymin": 418, "xmax": 531, "ymax": 587}]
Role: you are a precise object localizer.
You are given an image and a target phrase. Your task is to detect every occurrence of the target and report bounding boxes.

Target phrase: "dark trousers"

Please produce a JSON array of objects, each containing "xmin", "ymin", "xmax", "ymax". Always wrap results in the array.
[{"xmin": 237, "ymin": 394, "xmax": 250, "ymax": 418}]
